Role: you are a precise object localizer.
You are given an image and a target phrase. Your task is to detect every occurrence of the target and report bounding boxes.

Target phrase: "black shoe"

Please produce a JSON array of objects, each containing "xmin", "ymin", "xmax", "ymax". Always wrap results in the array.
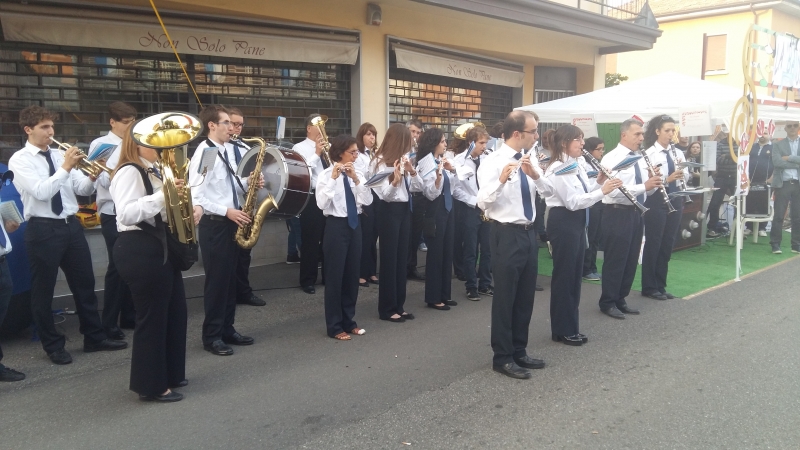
[
  {"xmin": 359, "ymin": 280, "xmax": 370, "ymax": 287},
  {"xmin": 535, "ymin": 284, "xmax": 544, "ymax": 291},
  {"xmin": 618, "ymin": 305, "xmax": 640, "ymax": 315},
  {"xmin": 478, "ymin": 286, "xmax": 494, "ymax": 296},
  {"xmin": 286, "ymin": 254, "xmax": 301, "ymax": 264},
  {"xmin": 380, "ymin": 316, "xmax": 405, "ymax": 323},
  {"xmin": 204, "ymin": 340, "xmax": 234, "ymax": 356},
  {"xmin": 426, "ymin": 303, "xmax": 450, "ymax": 311},
  {"xmin": 576, "ymin": 333, "xmax": 589, "ymax": 343},
  {"xmin": 493, "ymin": 362, "xmax": 531, "ymax": 379},
  {"xmin": 643, "ymin": 291, "xmax": 668, "ymax": 300},
  {"xmin": 400, "ymin": 312, "xmax": 415, "ymax": 320},
  {"xmin": 456, "ymin": 274, "xmax": 467, "ymax": 282},
  {"xmin": 169, "ymin": 379, "xmax": 189, "ymax": 388},
  {"xmin": 84, "ymin": 339, "xmax": 128, "ymax": 353},
  {"xmin": 301, "ymin": 285, "xmax": 316, "ymax": 294},
  {"xmin": 466, "ymin": 288, "xmax": 481, "ymax": 301},
  {"xmin": 106, "ymin": 327, "xmax": 126, "ymax": 341},
  {"xmin": 601, "ymin": 307, "xmax": 626, "ymax": 319},
  {"xmin": 237, "ymin": 293, "xmax": 266, "ymax": 306},
  {"xmin": 514, "ymin": 355, "xmax": 546, "ymax": 369},
  {"xmin": 552, "ymin": 334, "xmax": 583, "ymax": 346},
  {"xmin": 139, "ymin": 391, "xmax": 184, "ymax": 403},
  {"xmin": 443, "ymin": 300, "xmax": 458, "ymax": 306},
  {"xmin": 407, "ymin": 270, "xmax": 425, "ymax": 281},
  {"xmin": 48, "ymin": 348, "xmax": 73, "ymax": 365},
  {"xmin": 222, "ymin": 332, "xmax": 254, "ymax": 346},
  {"xmin": 0, "ymin": 366, "xmax": 26, "ymax": 382},
  {"xmin": 661, "ymin": 291, "xmax": 675, "ymax": 299}
]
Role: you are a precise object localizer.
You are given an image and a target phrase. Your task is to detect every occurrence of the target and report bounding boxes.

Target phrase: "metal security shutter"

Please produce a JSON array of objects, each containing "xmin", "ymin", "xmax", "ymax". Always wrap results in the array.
[{"xmin": 0, "ymin": 42, "xmax": 350, "ymax": 161}]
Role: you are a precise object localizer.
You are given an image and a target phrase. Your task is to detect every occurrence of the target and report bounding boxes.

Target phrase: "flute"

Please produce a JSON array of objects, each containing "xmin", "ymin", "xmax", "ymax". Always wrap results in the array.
[
  {"xmin": 581, "ymin": 149, "xmax": 648, "ymax": 215},
  {"xmin": 641, "ymin": 150, "xmax": 677, "ymax": 213}
]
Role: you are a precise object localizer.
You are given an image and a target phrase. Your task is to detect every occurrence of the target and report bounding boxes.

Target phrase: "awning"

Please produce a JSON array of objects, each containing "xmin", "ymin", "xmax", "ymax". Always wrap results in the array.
[
  {"xmin": 1, "ymin": 10, "xmax": 359, "ymax": 65},
  {"xmin": 393, "ymin": 44, "xmax": 524, "ymax": 88}
]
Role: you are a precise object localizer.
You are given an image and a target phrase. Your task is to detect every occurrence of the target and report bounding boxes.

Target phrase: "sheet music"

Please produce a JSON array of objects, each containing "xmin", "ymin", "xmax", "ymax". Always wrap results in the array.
[
  {"xmin": 0, "ymin": 201, "xmax": 23, "ymax": 224},
  {"xmin": 197, "ymin": 147, "xmax": 218, "ymax": 174},
  {"xmin": 416, "ymin": 153, "xmax": 437, "ymax": 178},
  {"xmin": 88, "ymin": 143, "xmax": 117, "ymax": 161},
  {"xmin": 365, "ymin": 168, "xmax": 395, "ymax": 188}
]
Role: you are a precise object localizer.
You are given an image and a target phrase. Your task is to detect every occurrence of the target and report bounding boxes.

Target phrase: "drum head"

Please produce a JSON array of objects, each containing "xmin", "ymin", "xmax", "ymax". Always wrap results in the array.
[{"xmin": 238, "ymin": 144, "xmax": 288, "ymax": 207}]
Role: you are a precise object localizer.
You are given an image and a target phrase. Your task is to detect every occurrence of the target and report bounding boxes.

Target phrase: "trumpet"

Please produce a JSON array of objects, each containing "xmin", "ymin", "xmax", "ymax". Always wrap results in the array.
[
  {"xmin": 581, "ymin": 149, "xmax": 648, "ymax": 215},
  {"xmin": 640, "ymin": 150, "xmax": 677, "ymax": 213},
  {"xmin": 669, "ymin": 144, "xmax": 693, "ymax": 204},
  {"xmin": 49, "ymin": 138, "xmax": 111, "ymax": 178},
  {"xmin": 310, "ymin": 115, "xmax": 332, "ymax": 167}
]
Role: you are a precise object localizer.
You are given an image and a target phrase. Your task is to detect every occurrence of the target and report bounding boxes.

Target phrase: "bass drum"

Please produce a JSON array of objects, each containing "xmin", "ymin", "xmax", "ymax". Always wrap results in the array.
[{"xmin": 236, "ymin": 143, "xmax": 312, "ymax": 219}]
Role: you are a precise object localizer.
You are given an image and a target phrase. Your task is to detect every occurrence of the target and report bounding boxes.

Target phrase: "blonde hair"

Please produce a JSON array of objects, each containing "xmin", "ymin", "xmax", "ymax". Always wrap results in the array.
[{"xmin": 112, "ymin": 123, "xmax": 146, "ymax": 179}]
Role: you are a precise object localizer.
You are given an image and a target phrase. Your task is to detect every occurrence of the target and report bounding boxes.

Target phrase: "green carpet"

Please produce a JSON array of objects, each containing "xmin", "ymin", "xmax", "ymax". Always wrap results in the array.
[{"xmin": 537, "ymin": 231, "xmax": 799, "ymax": 299}]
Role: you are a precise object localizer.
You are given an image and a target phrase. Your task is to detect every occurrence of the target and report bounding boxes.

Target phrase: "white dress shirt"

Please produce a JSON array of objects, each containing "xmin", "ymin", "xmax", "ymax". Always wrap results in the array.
[
  {"xmin": 368, "ymin": 159, "xmax": 424, "ymax": 203},
  {"xmin": 579, "ymin": 157, "xmax": 595, "ymax": 174},
  {"xmin": 316, "ymin": 167, "xmax": 372, "ymax": 216},
  {"xmin": 188, "ymin": 137, "xmax": 248, "ymax": 217},
  {"xmin": 476, "ymin": 143, "xmax": 549, "ymax": 225},
  {"xmin": 9, "ymin": 141, "xmax": 96, "ymax": 220},
  {"xmin": 420, "ymin": 161, "xmax": 455, "ymax": 202},
  {"xmin": 0, "ymin": 221, "xmax": 12, "ymax": 257},
  {"xmin": 645, "ymin": 142, "xmax": 691, "ymax": 189},
  {"xmin": 599, "ymin": 143, "xmax": 655, "ymax": 205},
  {"xmin": 92, "ymin": 131, "xmax": 124, "ymax": 216},
  {"xmin": 543, "ymin": 158, "xmax": 604, "ymax": 210},
  {"xmin": 354, "ymin": 148, "xmax": 372, "ymax": 178},
  {"xmin": 452, "ymin": 151, "xmax": 481, "ymax": 207},
  {"xmin": 110, "ymin": 158, "xmax": 167, "ymax": 231},
  {"xmin": 293, "ymin": 138, "xmax": 326, "ymax": 189}
]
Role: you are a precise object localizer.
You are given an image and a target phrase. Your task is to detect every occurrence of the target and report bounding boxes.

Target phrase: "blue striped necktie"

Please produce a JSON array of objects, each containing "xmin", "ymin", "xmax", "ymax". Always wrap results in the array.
[
  {"xmin": 629, "ymin": 151, "xmax": 646, "ymax": 205},
  {"xmin": 342, "ymin": 176, "xmax": 358, "ymax": 229},
  {"xmin": 514, "ymin": 153, "xmax": 534, "ymax": 221}
]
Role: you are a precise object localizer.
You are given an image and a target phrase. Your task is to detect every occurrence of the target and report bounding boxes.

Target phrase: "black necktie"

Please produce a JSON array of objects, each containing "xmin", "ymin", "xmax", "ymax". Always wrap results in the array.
[
  {"xmin": 514, "ymin": 153, "xmax": 534, "ymax": 221},
  {"xmin": 38, "ymin": 151, "xmax": 63, "ymax": 215},
  {"xmin": 577, "ymin": 174, "xmax": 589, "ymax": 227},
  {"xmin": 629, "ymin": 151, "xmax": 646, "ymax": 205},
  {"xmin": 474, "ymin": 157, "xmax": 481, "ymax": 190},
  {"xmin": 342, "ymin": 176, "xmax": 358, "ymax": 229},
  {"xmin": 403, "ymin": 174, "xmax": 412, "ymax": 212},
  {"xmin": 233, "ymin": 142, "xmax": 242, "ymax": 165},
  {"xmin": 436, "ymin": 160, "xmax": 453, "ymax": 212},
  {"xmin": 222, "ymin": 150, "xmax": 240, "ymax": 209},
  {"xmin": 664, "ymin": 149, "xmax": 676, "ymax": 194}
]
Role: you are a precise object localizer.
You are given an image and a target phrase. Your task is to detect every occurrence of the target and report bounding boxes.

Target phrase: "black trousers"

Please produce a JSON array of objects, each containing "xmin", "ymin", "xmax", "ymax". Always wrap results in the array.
[
  {"xmin": 583, "ymin": 202, "xmax": 604, "ymax": 276},
  {"xmin": 114, "ymin": 231, "xmax": 187, "ymax": 397},
  {"xmin": 378, "ymin": 200, "xmax": 411, "ymax": 319},
  {"xmin": 707, "ymin": 177, "xmax": 735, "ymax": 229},
  {"xmin": 100, "ymin": 213, "xmax": 135, "ymax": 330},
  {"xmin": 548, "ymin": 207, "xmax": 586, "ymax": 336},
  {"xmin": 359, "ymin": 192, "xmax": 380, "ymax": 280},
  {"xmin": 406, "ymin": 193, "xmax": 428, "ymax": 274},
  {"xmin": 452, "ymin": 200, "xmax": 468, "ymax": 279},
  {"xmin": 323, "ymin": 217, "xmax": 361, "ymax": 337},
  {"xmin": 235, "ymin": 247, "xmax": 253, "ymax": 302},
  {"xmin": 299, "ymin": 193, "xmax": 325, "ymax": 286},
  {"xmin": 641, "ymin": 198, "xmax": 684, "ymax": 295},
  {"xmin": 490, "ymin": 222, "xmax": 538, "ymax": 366},
  {"xmin": 770, "ymin": 181, "xmax": 800, "ymax": 247},
  {"xmin": 461, "ymin": 204, "xmax": 492, "ymax": 290},
  {"xmin": 199, "ymin": 216, "xmax": 239, "ymax": 345},
  {"xmin": 24, "ymin": 217, "xmax": 106, "ymax": 354},
  {"xmin": 599, "ymin": 206, "xmax": 643, "ymax": 311},
  {"xmin": 0, "ymin": 259, "xmax": 13, "ymax": 367},
  {"xmin": 533, "ymin": 193, "xmax": 547, "ymax": 238},
  {"xmin": 424, "ymin": 195, "xmax": 454, "ymax": 305}
]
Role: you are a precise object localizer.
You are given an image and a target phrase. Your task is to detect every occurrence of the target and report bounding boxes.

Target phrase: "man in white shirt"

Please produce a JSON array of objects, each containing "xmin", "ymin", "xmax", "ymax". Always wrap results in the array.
[
  {"xmin": 9, "ymin": 106, "xmax": 127, "ymax": 365},
  {"xmin": 0, "ymin": 217, "xmax": 24, "ymax": 381},
  {"xmin": 597, "ymin": 119, "xmax": 662, "ymax": 319},
  {"xmin": 189, "ymin": 105, "xmax": 254, "ymax": 356},
  {"xmin": 293, "ymin": 114, "xmax": 328, "ymax": 294},
  {"xmin": 477, "ymin": 110, "xmax": 549, "ymax": 380},
  {"xmin": 92, "ymin": 101, "xmax": 137, "ymax": 339}
]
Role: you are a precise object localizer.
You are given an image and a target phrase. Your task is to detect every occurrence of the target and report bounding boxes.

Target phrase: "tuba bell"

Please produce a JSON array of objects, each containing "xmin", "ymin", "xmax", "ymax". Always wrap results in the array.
[
  {"xmin": 130, "ymin": 112, "xmax": 203, "ymax": 244},
  {"xmin": 310, "ymin": 115, "xmax": 333, "ymax": 167}
]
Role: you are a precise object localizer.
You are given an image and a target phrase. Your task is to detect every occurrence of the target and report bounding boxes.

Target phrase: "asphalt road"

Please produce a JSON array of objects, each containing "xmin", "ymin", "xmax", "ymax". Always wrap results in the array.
[{"xmin": 1, "ymin": 256, "xmax": 798, "ymax": 450}]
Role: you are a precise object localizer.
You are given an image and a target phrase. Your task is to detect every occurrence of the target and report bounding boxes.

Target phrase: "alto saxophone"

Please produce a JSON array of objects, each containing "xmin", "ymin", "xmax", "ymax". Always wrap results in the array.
[{"xmin": 233, "ymin": 136, "xmax": 278, "ymax": 249}]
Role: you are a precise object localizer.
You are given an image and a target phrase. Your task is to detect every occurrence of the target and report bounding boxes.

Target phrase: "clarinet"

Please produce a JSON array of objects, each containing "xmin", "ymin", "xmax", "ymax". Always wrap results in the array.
[
  {"xmin": 669, "ymin": 144, "xmax": 693, "ymax": 204},
  {"xmin": 581, "ymin": 149, "xmax": 649, "ymax": 215},
  {"xmin": 640, "ymin": 149, "xmax": 677, "ymax": 213}
]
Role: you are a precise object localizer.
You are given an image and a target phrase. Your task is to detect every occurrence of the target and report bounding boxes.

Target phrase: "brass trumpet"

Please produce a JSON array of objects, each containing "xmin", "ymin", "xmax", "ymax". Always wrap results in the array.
[
  {"xmin": 310, "ymin": 115, "xmax": 332, "ymax": 167},
  {"xmin": 49, "ymin": 138, "xmax": 111, "ymax": 178}
]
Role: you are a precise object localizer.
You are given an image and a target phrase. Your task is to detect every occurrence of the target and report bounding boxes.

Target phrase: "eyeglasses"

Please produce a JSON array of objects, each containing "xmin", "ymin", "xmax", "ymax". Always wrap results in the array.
[
  {"xmin": 231, "ymin": 122, "xmax": 244, "ymax": 128},
  {"xmin": 345, "ymin": 149, "xmax": 360, "ymax": 155},
  {"xmin": 787, "ymin": 124, "xmax": 800, "ymax": 128},
  {"xmin": 520, "ymin": 129, "xmax": 538, "ymax": 135},
  {"xmin": 118, "ymin": 118, "xmax": 135, "ymax": 125},
  {"xmin": 572, "ymin": 137, "xmax": 585, "ymax": 142},
  {"xmin": 215, "ymin": 121, "xmax": 232, "ymax": 126}
]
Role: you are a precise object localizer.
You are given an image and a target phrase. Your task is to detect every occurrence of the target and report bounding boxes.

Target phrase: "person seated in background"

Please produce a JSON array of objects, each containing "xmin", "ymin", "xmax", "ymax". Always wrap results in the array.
[
  {"xmin": 745, "ymin": 133, "xmax": 774, "ymax": 237},
  {"xmin": 684, "ymin": 141, "xmax": 702, "ymax": 188}
]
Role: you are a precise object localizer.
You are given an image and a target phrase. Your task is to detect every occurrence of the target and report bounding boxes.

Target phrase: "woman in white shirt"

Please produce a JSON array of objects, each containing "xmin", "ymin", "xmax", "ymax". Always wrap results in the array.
[
  {"xmin": 316, "ymin": 135, "xmax": 373, "ymax": 340},
  {"xmin": 110, "ymin": 129, "xmax": 197, "ymax": 402},
  {"xmin": 355, "ymin": 123, "xmax": 380, "ymax": 287},
  {"xmin": 543, "ymin": 125, "xmax": 619, "ymax": 346},
  {"xmin": 369, "ymin": 123, "xmax": 421, "ymax": 322},
  {"xmin": 416, "ymin": 128, "xmax": 457, "ymax": 310}
]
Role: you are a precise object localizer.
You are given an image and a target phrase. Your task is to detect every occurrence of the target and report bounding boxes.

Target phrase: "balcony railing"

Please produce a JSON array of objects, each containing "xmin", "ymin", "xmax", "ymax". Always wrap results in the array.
[{"xmin": 561, "ymin": 0, "xmax": 655, "ymax": 25}]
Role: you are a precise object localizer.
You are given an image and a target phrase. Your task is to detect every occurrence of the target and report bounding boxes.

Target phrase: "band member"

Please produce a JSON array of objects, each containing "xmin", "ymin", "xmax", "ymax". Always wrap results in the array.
[
  {"xmin": 355, "ymin": 122, "xmax": 380, "ymax": 287},
  {"xmin": 450, "ymin": 130, "xmax": 471, "ymax": 282},
  {"xmin": 111, "ymin": 129, "xmax": 198, "ymax": 402},
  {"xmin": 228, "ymin": 107, "xmax": 265, "ymax": 307},
  {"xmin": 417, "ymin": 128, "xmax": 457, "ymax": 310},
  {"xmin": 642, "ymin": 115, "xmax": 689, "ymax": 300},
  {"xmin": 542, "ymin": 126, "xmax": 620, "ymax": 346},
  {"xmin": 317, "ymin": 135, "xmax": 372, "ymax": 340},
  {"xmin": 598, "ymin": 119, "xmax": 662, "ymax": 319},
  {"xmin": 189, "ymin": 105, "xmax": 254, "ymax": 356},
  {"xmin": 9, "ymin": 106, "xmax": 127, "ymax": 364},
  {"xmin": 453, "ymin": 126, "xmax": 493, "ymax": 301},
  {"xmin": 477, "ymin": 110, "xmax": 548, "ymax": 379},
  {"xmin": 581, "ymin": 137, "xmax": 605, "ymax": 281},
  {"xmin": 370, "ymin": 123, "xmax": 420, "ymax": 322},
  {"xmin": 405, "ymin": 119, "xmax": 427, "ymax": 281},
  {"xmin": 0, "ymin": 218, "xmax": 23, "ymax": 381},
  {"xmin": 92, "ymin": 101, "xmax": 137, "ymax": 339},
  {"xmin": 770, "ymin": 120, "xmax": 800, "ymax": 254},
  {"xmin": 293, "ymin": 114, "xmax": 329, "ymax": 294}
]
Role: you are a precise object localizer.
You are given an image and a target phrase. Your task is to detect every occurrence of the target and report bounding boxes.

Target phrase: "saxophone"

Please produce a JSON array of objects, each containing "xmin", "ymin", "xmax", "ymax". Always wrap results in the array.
[{"xmin": 233, "ymin": 135, "xmax": 278, "ymax": 249}]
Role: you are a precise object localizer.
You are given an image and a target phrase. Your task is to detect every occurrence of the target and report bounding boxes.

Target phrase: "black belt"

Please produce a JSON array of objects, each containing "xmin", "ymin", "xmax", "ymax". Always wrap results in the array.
[
  {"xmin": 29, "ymin": 215, "xmax": 76, "ymax": 224},
  {"xmin": 608, "ymin": 203, "xmax": 637, "ymax": 210},
  {"xmin": 491, "ymin": 220, "xmax": 536, "ymax": 230},
  {"xmin": 206, "ymin": 215, "xmax": 228, "ymax": 222}
]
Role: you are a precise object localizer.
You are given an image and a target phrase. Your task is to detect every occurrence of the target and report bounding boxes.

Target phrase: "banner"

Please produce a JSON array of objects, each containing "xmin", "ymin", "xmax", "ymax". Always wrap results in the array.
[
  {"xmin": 702, "ymin": 141, "xmax": 717, "ymax": 171},
  {"xmin": 394, "ymin": 46, "xmax": 524, "ymax": 88},
  {"xmin": 678, "ymin": 107, "xmax": 713, "ymax": 136},
  {"xmin": 570, "ymin": 114, "xmax": 598, "ymax": 138}
]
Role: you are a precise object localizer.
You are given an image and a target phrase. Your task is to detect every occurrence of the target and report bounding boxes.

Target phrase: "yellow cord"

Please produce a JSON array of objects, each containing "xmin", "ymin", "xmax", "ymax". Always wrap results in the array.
[{"xmin": 149, "ymin": 0, "xmax": 203, "ymax": 108}]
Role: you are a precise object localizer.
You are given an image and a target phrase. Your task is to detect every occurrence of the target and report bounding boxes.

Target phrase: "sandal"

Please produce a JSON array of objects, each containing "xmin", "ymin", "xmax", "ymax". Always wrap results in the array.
[
  {"xmin": 369, "ymin": 277, "xmax": 379, "ymax": 285},
  {"xmin": 333, "ymin": 332, "xmax": 351, "ymax": 340},
  {"xmin": 351, "ymin": 328, "xmax": 366, "ymax": 335},
  {"xmin": 401, "ymin": 312, "xmax": 415, "ymax": 320},
  {"xmin": 359, "ymin": 279, "xmax": 369, "ymax": 287}
]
